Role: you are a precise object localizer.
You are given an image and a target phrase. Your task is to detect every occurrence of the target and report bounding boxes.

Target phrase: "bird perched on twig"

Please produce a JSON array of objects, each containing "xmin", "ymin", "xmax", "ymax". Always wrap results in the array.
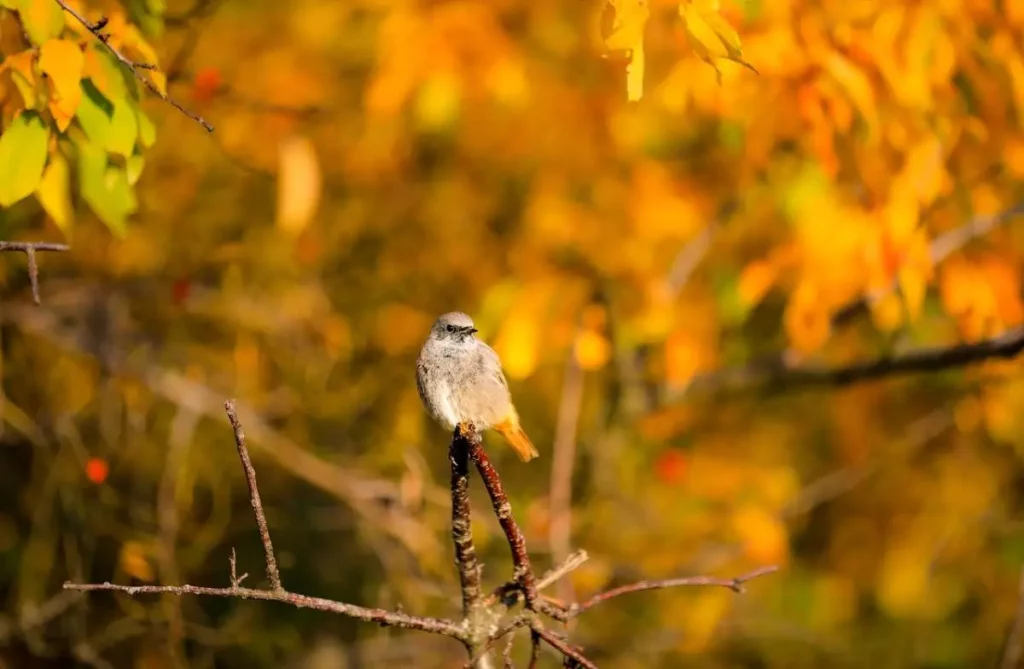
[{"xmin": 416, "ymin": 312, "xmax": 539, "ymax": 461}]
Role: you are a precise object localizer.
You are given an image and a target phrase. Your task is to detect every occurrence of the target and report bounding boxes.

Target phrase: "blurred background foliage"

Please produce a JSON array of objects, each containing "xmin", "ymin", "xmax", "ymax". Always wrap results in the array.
[{"xmin": 3, "ymin": 0, "xmax": 1024, "ymax": 667}]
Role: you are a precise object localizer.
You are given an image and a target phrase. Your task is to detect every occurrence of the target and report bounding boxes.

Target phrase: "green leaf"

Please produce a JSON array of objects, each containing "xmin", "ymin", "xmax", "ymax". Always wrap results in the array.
[
  {"xmin": 136, "ymin": 107, "xmax": 156, "ymax": 147},
  {"xmin": 35, "ymin": 150, "xmax": 72, "ymax": 230},
  {"xmin": 126, "ymin": 153, "xmax": 144, "ymax": 185},
  {"xmin": 77, "ymin": 141, "xmax": 136, "ymax": 235},
  {"xmin": 0, "ymin": 110, "xmax": 49, "ymax": 206},
  {"xmin": 75, "ymin": 79, "xmax": 113, "ymax": 146},
  {"xmin": 84, "ymin": 45, "xmax": 129, "ymax": 106},
  {"xmin": 107, "ymin": 95, "xmax": 138, "ymax": 157},
  {"xmin": 16, "ymin": 0, "xmax": 64, "ymax": 47}
]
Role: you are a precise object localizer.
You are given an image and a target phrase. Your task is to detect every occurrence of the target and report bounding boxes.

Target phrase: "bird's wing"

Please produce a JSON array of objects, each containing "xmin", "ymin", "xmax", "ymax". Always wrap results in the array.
[{"xmin": 478, "ymin": 341, "xmax": 510, "ymax": 392}]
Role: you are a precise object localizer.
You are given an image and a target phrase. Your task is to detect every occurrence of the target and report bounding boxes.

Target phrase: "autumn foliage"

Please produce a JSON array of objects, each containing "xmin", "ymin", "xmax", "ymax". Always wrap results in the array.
[{"xmin": 3, "ymin": 0, "xmax": 1024, "ymax": 667}]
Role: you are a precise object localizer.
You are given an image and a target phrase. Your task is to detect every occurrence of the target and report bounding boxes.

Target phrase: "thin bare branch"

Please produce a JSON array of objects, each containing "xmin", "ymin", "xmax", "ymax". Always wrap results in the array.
[
  {"xmin": 228, "ymin": 548, "xmax": 248, "ymax": 589},
  {"xmin": 224, "ymin": 399, "xmax": 282, "ymax": 591},
  {"xmin": 65, "ymin": 402, "xmax": 464, "ymax": 640},
  {"xmin": 451, "ymin": 429, "xmax": 484, "ymax": 617},
  {"xmin": 62, "ymin": 581, "xmax": 463, "ymax": 637},
  {"xmin": 568, "ymin": 565, "xmax": 778, "ymax": 617},
  {"xmin": 530, "ymin": 624, "xmax": 598, "ymax": 669},
  {"xmin": 53, "ymin": 0, "xmax": 214, "ymax": 132},
  {"xmin": 527, "ymin": 630, "xmax": 540, "ymax": 669},
  {"xmin": 0, "ymin": 241, "xmax": 69, "ymax": 305},
  {"xmin": 665, "ymin": 221, "xmax": 718, "ymax": 297},
  {"xmin": 549, "ymin": 349, "xmax": 584, "ymax": 605},
  {"xmin": 489, "ymin": 550, "xmax": 589, "ymax": 607},
  {"xmin": 682, "ymin": 327, "xmax": 1024, "ymax": 397},
  {"xmin": 467, "ymin": 433, "xmax": 538, "ymax": 608}
]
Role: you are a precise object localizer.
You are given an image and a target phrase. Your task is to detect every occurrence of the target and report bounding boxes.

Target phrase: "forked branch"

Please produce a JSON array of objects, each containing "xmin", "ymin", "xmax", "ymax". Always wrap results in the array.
[
  {"xmin": 64, "ymin": 400, "xmax": 462, "ymax": 640},
  {"xmin": 0, "ymin": 241, "xmax": 69, "ymax": 305},
  {"xmin": 65, "ymin": 404, "xmax": 776, "ymax": 668}
]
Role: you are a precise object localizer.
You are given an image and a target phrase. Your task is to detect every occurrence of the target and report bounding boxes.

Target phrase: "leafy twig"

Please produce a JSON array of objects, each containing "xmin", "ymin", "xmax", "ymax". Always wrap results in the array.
[
  {"xmin": 53, "ymin": 0, "xmax": 214, "ymax": 132},
  {"xmin": 0, "ymin": 241, "xmax": 69, "ymax": 305}
]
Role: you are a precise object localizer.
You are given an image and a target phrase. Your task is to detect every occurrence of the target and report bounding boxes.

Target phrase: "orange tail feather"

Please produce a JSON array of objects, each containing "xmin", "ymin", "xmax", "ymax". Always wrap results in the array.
[{"xmin": 495, "ymin": 420, "xmax": 539, "ymax": 462}]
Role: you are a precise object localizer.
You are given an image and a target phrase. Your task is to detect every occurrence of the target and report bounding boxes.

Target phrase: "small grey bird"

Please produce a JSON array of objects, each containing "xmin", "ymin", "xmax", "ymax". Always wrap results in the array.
[{"xmin": 416, "ymin": 311, "xmax": 538, "ymax": 461}]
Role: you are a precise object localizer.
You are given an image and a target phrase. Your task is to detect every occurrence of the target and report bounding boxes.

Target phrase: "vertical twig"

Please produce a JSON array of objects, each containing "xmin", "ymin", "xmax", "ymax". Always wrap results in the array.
[
  {"xmin": 549, "ymin": 351, "xmax": 583, "ymax": 606},
  {"xmin": 224, "ymin": 400, "xmax": 282, "ymax": 591},
  {"xmin": 466, "ymin": 432, "xmax": 538, "ymax": 608},
  {"xmin": 1002, "ymin": 567, "xmax": 1024, "ymax": 669},
  {"xmin": 0, "ymin": 241, "xmax": 69, "ymax": 305},
  {"xmin": 527, "ymin": 630, "xmax": 540, "ymax": 669},
  {"xmin": 451, "ymin": 429, "xmax": 483, "ymax": 617}
]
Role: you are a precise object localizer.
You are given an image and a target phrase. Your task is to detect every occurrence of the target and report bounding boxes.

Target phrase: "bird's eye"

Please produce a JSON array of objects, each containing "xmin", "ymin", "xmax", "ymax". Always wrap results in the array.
[{"xmin": 446, "ymin": 324, "xmax": 455, "ymax": 333}]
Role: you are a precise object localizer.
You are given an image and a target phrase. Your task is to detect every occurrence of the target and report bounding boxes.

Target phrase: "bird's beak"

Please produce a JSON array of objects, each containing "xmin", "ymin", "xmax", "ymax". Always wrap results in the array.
[{"xmin": 468, "ymin": 327, "xmax": 478, "ymax": 334}]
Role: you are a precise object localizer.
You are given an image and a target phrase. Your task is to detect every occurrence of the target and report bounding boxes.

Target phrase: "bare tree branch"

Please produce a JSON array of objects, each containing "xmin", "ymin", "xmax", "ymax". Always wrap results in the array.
[
  {"xmin": 63, "ymin": 399, "xmax": 776, "ymax": 666},
  {"xmin": 568, "ymin": 565, "xmax": 778, "ymax": 617},
  {"xmin": 0, "ymin": 241, "xmax": 69, "ymax": 305},
  {"xmin": 64, "ymin": 400, "xmax": 464, "ymax": 640},
  {"xmin": 680, "ymin": 327, "xmax": 1024, "ymax": 398},
  {"xmin": 63, "ymin": 581, "xmax": 463, "ymax": 636},
  {"xmin": 53, "ymin": 0, "xmax": 214, "ymax": 132},
  {"xmin": 466, "ymin": 430, "xmax": 538, "ymax": 608},
  {"xmin": 451, "ymin": 429, "xmax": 484, "ymax": 617},
  {"xmin": 529, "ymin": 623, "xmax": 598, "ymax": 669},
  {"xmin": 224, "ymin": 400, "xmax": 283, "ymax": 591}
]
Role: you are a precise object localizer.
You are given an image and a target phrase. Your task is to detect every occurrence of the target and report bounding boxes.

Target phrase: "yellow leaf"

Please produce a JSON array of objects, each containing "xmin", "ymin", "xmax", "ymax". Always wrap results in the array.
[
  {"xmin": 35, "ymin": 150, "xmax": 72, "ymax": 230},
  {"xmin": 784, "ymin": 280, "xmax": 830, "ymax": 354},
  {"xmin": 2, "ymin": 51, "xmax": 39, "ymax": 110},
  {"xmin": 39, "ymin": 39, "xmax": 84, "ymax": 131},
  {"xmin": 605, "ymin": 0, "xmax": 649, "ymax": 52},
  {"xmin": 901, "ymin": 137, "xmax": 945, "ymax": 206},
  {"xmin": 16, "ymin": 0, "xmax": 64, "ymax": 46},
  {"xmin": 625, "ymin": 41, "xmax": 645, "ymax": 101},
  {"xmin": 414, "ymin": 72, "xmax": 461, "ymax": 131},
  {"xmin": 871, "ymin": 292, "xmax": 904, "ymax": 332},
  {"xmin": 84, "ymin": 45, "xmax": 128, "ymax": 104},
  {"xmin": 604, "ymin": 0, "xmax": 650, "ymax": 100},
  {"xmin": 574, "ymin": 329, "xmax": 611, "ymax": 370},
  {"xmin": 276, "ymin": 135, "xmax": 321, "ymax": 235},
  {"xmin": 823, "ymin": 51, "xmax": 877, "ymax": 139},
  {"xmin": 737, "ymin": 259, "xmax": 776, "ymax": 308},
  {"xmin": 732, "ymin": 505, "xmax": 789, "ymax": 565},
  {"xmin": 678, "ymin": 0, "xmax": 757, "ymax": 83},
  {"xmin": 119, "ymin": 540, "xmax": 155, "ymax": 582}
]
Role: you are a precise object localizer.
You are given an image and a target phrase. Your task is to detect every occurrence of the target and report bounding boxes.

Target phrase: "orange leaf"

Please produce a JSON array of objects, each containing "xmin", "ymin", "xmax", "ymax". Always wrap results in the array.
[
  {"xmin": 39, "ymin": 39, "xmax": 85, "ymax": 131},
  {"xmin": 276, "ymin": 135, "xmax": 321, "ymax": 235},
  {"xmin": 784, "ymin": 281, "xmax": 830, "ymax": 354},
  {"xmin": 737, "ymin": 259, "xmax": 776, "ymax": 308}
]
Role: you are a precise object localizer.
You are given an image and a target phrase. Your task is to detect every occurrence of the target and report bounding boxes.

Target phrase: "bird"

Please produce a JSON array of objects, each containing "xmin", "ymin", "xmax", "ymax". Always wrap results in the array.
[{"xmin": 416, "ymin": 311, "xmax": 539, "ymax": 462}]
